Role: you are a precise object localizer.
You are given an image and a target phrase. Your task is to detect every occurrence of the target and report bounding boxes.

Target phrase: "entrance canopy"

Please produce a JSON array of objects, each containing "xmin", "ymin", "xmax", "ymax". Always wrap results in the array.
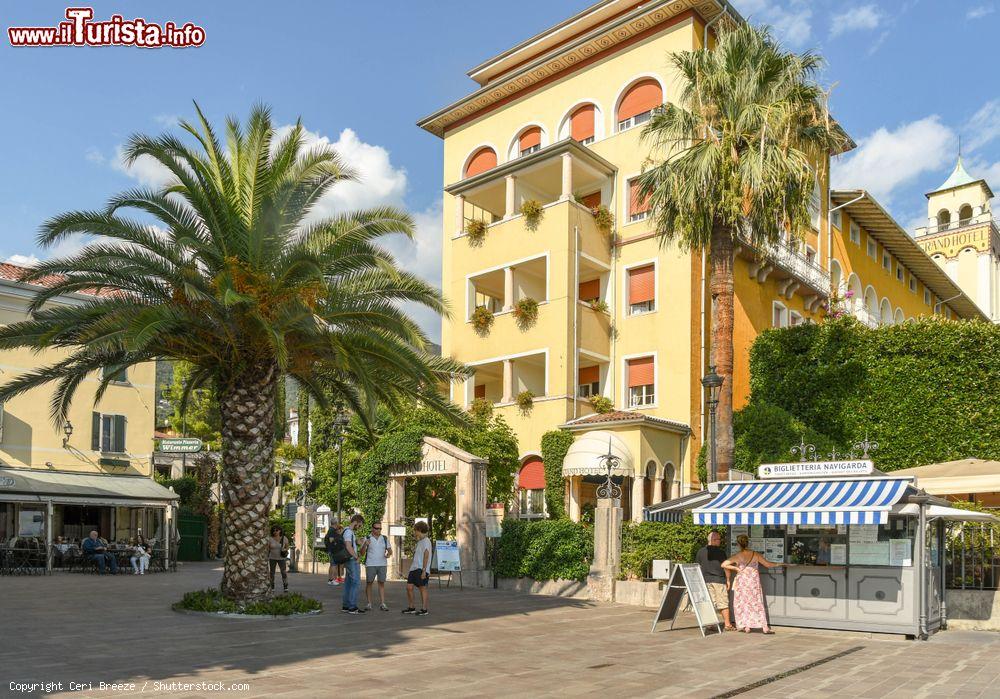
[
  {"xmin": 894, "ymin": 502, "xmax": 1000, "ymax": 523},
  {"xmin": 561, "ymin": 430, "xmax": 633, "ymax": 477},
  {"xmin": 0, "ymin": 468, "xmax": 179, "ymax": 507},
  {"xmin": 892, "ymin": 459, "xmax": 1000, "ymax": 496},
  {"xmin": 692, "ymin": 477, "xmax": 914, "ymax": 526}
]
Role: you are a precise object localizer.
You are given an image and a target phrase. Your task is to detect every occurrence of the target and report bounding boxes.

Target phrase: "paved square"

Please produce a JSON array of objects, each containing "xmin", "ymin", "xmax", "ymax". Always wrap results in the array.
[{"xmin": 2, "ymin": 563, "xmax": 998, "ymax": 698}]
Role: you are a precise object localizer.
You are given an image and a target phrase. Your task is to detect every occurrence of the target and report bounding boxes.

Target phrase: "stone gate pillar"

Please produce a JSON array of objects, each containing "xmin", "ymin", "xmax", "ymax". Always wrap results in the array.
[
  {"xmin": 456, "ymin": 459, "xmax": 487, "ymax": 581},
  {"xmin": 384, "ymin": 477, "xmax": 405, "ymax": 579},
  {"xmin": 587, "ymin": 496, "xmax": 622, "ymax": 602}
]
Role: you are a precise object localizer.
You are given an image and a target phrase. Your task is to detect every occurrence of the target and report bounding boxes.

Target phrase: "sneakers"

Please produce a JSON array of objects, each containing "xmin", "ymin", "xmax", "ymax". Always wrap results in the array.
[
  {"xmin": 401, "ymin": 607, "xmax": 416, "ymax": 614},
  {"xmin": 347, "ymin": 607, "xmax": 366, "ymax": 615},
  {"xmin": 336, "ymin": 577, "xmax": 345, "ymax": 584},
  {"xmin": 329, "ymin": 578, "xmax": 341, "ymax": 586},
  {"xmin": 415, "ymin": 609, "xmax": 429, "ymax": 617},
  {"xmin": 380, "ymin": 603, "xmax": 389, "ymax": 612},
  {"xmin": 364, "ymin": 603, "xmax": 372, "ymax": 611}
]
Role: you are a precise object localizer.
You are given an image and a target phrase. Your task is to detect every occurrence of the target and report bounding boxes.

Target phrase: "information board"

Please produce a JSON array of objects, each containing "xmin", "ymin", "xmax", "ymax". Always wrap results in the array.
[
  {"xmin": 850, "ymin": 542, "xmax": 890, "ymax": 566},
  {"xmin": 849, "ymin": 524, "xmax": 879, "ymax": 544},
  {"xmin": 764, "ymin": 538, "xmax": 785, "ymax": 563},
  {"xmin": 650, "ymin": 563, "xmax": 721, "ymax": 637},
  {"xmin": 433, "ymin": 540, "xmax": 461, "ymax": 572}
]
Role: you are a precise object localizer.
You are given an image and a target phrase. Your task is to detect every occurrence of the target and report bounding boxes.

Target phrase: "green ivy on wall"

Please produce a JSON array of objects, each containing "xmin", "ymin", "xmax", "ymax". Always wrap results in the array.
[{"xmin": 540, "ymin": 430, "xmax": 574, "ymax": 519}]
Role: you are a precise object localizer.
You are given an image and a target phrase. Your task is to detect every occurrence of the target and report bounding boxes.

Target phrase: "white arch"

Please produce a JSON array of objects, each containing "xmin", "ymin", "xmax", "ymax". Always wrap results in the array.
[
  {"xmin": 847, "ymin": 272, "xmax": 863, "ymax": 306},
  {"xmin": 864, "ymin": 285, "xmax": 879, "ymax": 315},
  {"xmin": 880, "ymin": 298, "xmax": 893, "ymax": 325},
  {"xmin": 518, "ymin": 451, "xmax": 543, "ymax": 463},
  {"xmin": 612, "ymin": 72, "xmax": 667, "ymax": 133},
  {"xmin": 461, "ymin": 142, "xmax": 500, "ymax": 178},
  {"xmin": 662, "ymin": 461, "xmax": 677, "ymax": 500},
  {"xmin": 894, "ymin": 308, "xmax": 905, "ymax": 325},
  {"xmin": 506, "ymin": 122, "xmax": 549, "ymax": 160},
  {"xmin": 830, "ymin": 259, "xmax": 844, "ymax": 295},
  {"xmin": 557, "ymin": 99, "xmax": 606, "ymax": 142},
  {"xmin": 644, "ymin": 459, "xmax": 658, "ymax": 481}
]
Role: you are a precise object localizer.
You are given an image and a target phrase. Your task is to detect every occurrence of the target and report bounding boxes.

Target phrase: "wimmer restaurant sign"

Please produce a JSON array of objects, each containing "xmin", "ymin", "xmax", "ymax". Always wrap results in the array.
[{"xmin": 758, "ymin": 460, "xmax": 875, "ymax": 479}]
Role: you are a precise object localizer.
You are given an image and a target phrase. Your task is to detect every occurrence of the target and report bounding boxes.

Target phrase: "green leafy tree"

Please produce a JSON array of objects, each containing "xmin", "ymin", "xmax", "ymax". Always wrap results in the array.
[
  {"xmin": 638, "ymin": 25, "xmax": 846, "ymax": 479},
  {"xmin": 0, "ymin": 104, "xmax": 464, "ymax": 602},
  {"xmin": 163, "ymin": 361, "xmax": 222, "ymax": 449}
]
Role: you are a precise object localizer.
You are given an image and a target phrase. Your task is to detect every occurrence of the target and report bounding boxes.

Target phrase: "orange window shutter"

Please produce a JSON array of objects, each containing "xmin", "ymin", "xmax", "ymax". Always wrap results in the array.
[
  {"xmin": 579, "ymin": 279, "xmax": 600, "ymax": 301},
  {"xmin": 518, "ymin": 457, "xmax": 546, "ymax": 490},
  {"xmin": 580, "ymin": 191, "xmax": 601, "ymax": 209},
  {"xmin": 628, "ymin": 265, "xmax": 655, "ymax": 304},
  {"xmin": 629, "ymin": 178, "xmax": 650, "ymax": 216},
  {"xmin": 578, "ymin": 366, "xmax": 600, "ymax": 385},
  {"xmin": 570, "ymin": 104, "xmax": 595, "ymax": 142},
  {"xmin": 519, "ymin": 127, "xmax": 541, "ymax": 151},
  {"xmin": 617, "ymin": 79, "xmax": 663, "ymax": 122},
  {"xmin": 465, "ymin": 147, "xmax": 497, "ymax": 178},
  {"xmin": 627, "ymin": 356, "xmax": 654, "ymax": 388},
  {"xmin": 474, "ymin": 384, "xmax": 486, "ymax": 399}
]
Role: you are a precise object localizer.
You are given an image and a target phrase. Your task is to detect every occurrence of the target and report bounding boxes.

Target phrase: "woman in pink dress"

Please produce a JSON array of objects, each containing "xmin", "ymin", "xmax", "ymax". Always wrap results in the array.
[{"xmin": 722, "ymin": 534, "xmax": 785, "ymax": 634}]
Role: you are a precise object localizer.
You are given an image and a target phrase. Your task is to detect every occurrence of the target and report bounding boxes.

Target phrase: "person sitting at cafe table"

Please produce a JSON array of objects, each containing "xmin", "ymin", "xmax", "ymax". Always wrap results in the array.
[{"xmin": 82, "ymin": 530, "xmax": 118, "ymax": 575}]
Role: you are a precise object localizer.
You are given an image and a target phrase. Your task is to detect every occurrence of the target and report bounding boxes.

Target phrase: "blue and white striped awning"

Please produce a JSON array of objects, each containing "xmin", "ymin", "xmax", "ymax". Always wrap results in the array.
[{"xmin": 692, "ymin": 478, "xmax": 913, "ymax": 526}]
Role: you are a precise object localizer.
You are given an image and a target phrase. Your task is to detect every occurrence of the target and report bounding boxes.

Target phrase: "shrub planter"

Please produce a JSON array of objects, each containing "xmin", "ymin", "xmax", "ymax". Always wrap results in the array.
[
  {"xmin": 172, "ymin": 589, "xmax": 323, "ymax": 618},
  {"xmin": 471, "ymin": 305, "xmax": 494, "ymax": 336},
  {"xmin": 513, "ymin": 297, "xmax": 539, "ymax": 329}
]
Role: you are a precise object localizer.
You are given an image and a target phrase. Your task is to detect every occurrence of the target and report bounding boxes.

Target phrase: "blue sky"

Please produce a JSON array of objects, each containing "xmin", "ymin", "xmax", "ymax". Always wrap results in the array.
[{"xmin": 1, "ymin": 1, "xmax": 998, "ymax": 340}]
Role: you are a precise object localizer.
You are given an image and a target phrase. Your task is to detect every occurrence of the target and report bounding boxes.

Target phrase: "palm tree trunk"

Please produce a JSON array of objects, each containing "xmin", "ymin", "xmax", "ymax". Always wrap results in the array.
[
  {"xmin": 218, "ymin": 361, "xmax": 278, "ymax": 602},
  {"xmin": 709, "ymin": 221, "xmax": 735, "ymax": 481}
]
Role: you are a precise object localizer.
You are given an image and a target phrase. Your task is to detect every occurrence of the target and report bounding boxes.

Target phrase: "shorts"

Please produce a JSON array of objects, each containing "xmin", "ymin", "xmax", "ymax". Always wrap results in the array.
[
  {"xmin": 707, "ymin": 582, "xmax": 729, "ymax": 610},
  {"xmin": 366, "ymin": 565, "xmax": 387, "ymax": 583},
  {"xmin": 407, "ymin": 568, "xmax": 429, "ymax": 587}
]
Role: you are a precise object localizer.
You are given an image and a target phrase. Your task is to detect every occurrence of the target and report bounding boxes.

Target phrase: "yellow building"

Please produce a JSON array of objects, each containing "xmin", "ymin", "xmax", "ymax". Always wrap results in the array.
[
  {"xmin": 915, "ymin": 158, "xmax": 1000, "ymax": 322},
  {"xmin": 418, "ymin": 0, "xmax": 985, "ymax": 522},
  {"xmin": 0, "ymin": 262, "xmax": 176, "ymax": 558}
]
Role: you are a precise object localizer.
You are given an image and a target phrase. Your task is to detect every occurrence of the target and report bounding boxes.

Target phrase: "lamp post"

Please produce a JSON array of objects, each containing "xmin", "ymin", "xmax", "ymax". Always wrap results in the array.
[
  {"xmin": 62, "ymin": 421, "xmax": 74, "ymax": 448},
  {"xmin": 332, "ymin": 402, "xmax": 350, "ymax": 524},
  {"xmin": 701, "ymin": 366, "xmax": 724, "ymax": 483},
  {"xmin": 597, "ymin": 436, "xmax": 622, "ymax": 501}
]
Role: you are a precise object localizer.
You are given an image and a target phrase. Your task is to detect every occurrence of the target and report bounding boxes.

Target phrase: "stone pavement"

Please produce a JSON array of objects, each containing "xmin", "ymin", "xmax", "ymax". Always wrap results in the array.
[{"xmin": 2, "ymin": 562, "xmax": 998, "ymax": 698}]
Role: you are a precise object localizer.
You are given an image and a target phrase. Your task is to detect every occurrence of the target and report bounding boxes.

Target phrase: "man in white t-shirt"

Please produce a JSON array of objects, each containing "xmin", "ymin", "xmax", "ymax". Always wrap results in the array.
[
  {"xmin": 402, "ymin": 521, "xmax": 432, "ymax": 617},
  {"xmin": 361, "ymin": 522, "xmax": 392, "ymax": 611}
]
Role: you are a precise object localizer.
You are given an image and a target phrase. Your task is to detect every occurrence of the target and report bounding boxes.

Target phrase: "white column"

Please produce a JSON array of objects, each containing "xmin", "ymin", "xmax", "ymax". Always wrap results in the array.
[
  {"xmin": 464, "ymin": 376, "xmax": 475, "ymax": 408},
  {"xmin": 979, "ymin": 252, "xmax": 992, "ymax": 316},
  {"xmin": 502, "ymin": 266, "xmax": 515, "ymax": 312},
  {"xmin": 630, "ymin": 476, "xmax": 644, "ymax": 523},
  {"xmin": 505, "ymin": 175, "xmax": 517, "ymax": 219},
  {"xmin": 568, "ymin": 477, "xmax": 581, "ymax": 521},
  {"xmin": 561, "ymin": 153, "xmax": 573, "ymax": 201},
  {"xmin": 502, "ymin": 359, "xmax": 514, "ymax": 403},
  {"xmin": 455, "ymin": 194, "xmax": 465, "ymax": 234},
  {"xmin": 652, "ymin": 476, "xmax": 664, "ymax": 505}
]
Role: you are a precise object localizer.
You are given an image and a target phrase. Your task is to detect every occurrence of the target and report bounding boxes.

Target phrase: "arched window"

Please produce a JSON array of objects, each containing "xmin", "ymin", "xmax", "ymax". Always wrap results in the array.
[
  {"xmin": 880, "ymin": 298, "xmax": 893, "ymax": 326},
  {"xmin": 617, "ymin": 78, "xmax": 663, "ymax": 132},
  {"xmin": 663, "ymin": 462, "xmax": 676, "ymax": 500},
  {"xmin": 937, "ymin": 209, "xmax": 951, "ymax": 230},
  {"xmin": 464, "ymin": 146, "xmax": 497, "ymax": 178},
  {"xmin": 516, "ymin": 126, "xmax": 542, "ymax": 157},
  {"xmin": 894, "ymin": 308, "xmax": 905, "ymax": 325},
  {"xmin": 517, "ymin": 456, "xmax": 546, "ymax": 519},
  {"xmin": 569, "ymin": 104, "xmax": 597, "ymax": 144},
  {"xmin": 959, "ymin": 204, "xmax": 973, "ymax": 223},
  {"xmin": 830, "ymin": 259, "xmax": 843, "ymax": 295}
]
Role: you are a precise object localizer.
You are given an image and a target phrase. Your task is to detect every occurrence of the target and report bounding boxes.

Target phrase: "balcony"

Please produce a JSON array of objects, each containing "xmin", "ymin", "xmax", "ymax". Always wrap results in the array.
[
  {"xmin": 915, "ymin": 212, "xmax": 998, "ymax": 239},
  {"xmin": 738, "ymin": 231, "xmax": 831, "ymax": 309},
  {"xmin": 464, "ymin": 351, "xmax": 548, "ymax": 409}
]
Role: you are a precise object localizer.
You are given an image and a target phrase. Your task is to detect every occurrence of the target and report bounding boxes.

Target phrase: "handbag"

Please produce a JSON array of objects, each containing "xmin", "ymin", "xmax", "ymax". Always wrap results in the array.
[{"xmin": 279, "ymin": 537, "xmax": 289, "ymax": 559}]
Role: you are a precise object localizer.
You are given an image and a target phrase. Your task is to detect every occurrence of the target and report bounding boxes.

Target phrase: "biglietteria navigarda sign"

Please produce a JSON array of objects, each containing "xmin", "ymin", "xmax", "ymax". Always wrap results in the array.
[
  {"xmin": 758, "ymin": 460, "xmax": 874, "ymax": 479},
  {"xmin": 158, "ymin": 437, "xmax": 203, "ymax": 454}
]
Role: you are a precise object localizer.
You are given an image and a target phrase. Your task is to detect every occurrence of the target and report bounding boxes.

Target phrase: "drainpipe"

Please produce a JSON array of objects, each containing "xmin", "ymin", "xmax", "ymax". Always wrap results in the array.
[
  {"xmin": 573, "ymin": 224, "xmax": 580, "ymax": 419},
  {"xmin": 828, "ymin": 192, "xmax": 865, "ymax": 274},
  {"xmin": 703, "ymin": 1, "xmax": 727, "ymax": 49}
]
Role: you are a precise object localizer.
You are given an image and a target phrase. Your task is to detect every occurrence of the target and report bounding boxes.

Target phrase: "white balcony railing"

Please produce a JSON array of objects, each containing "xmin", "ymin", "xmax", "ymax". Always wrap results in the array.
[
  {"xmin": 739, "ymin": 230, "xmax": 831, "ymax": 295},
  {"xmin": 915, "ymin": 214, "xmax": 997, "ymax": 238}
]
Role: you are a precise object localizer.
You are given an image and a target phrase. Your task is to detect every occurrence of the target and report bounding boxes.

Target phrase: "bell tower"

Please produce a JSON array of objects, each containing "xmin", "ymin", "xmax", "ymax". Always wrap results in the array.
[{"xmin": 915, "ymin": 156, "xmax": 999, "ymax": 322}]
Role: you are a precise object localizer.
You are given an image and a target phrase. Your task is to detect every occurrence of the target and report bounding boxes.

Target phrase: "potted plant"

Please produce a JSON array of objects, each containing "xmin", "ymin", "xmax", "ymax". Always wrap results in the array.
[
  {"xmin": 466, "ymin": 218, "xmax": 487, "ymax": 246},
  {"xmin": 590, "ymin": 395, "xmax": 613, "ymax": 414},
  {"xmin": 513, "ymin": 297, "xmax": 539, "ymax": 329},
  {"xmin": 588, "ymin": 299, "xmax": 609, "ymax": 314},
  {"xmin": 469, "ymin": 397, "xmax": 493, "ymax": 419},
  {"xmin": 592, "ymin": 204, "xmax": 614, "ymax": 235},
  {"xmin": 471, "ymin": 305, "xmax": 494, "ymax": 335},
  {"xmin": 520, "ymin": 199, "xmax": 544, "ymax": 231},
  {"xmin": 516, "ymin": 390, "xmax": 534, "ymax": 413}
]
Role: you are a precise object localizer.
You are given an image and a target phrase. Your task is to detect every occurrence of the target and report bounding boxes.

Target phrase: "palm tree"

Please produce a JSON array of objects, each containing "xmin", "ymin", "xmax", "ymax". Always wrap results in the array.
[
  {"xmin": 637, "ymin": 24, "xmax": 845, "ymax": 480},
  {"xmin": 0, "ymin": 104, "xmax": 464, "ymax": 602}
]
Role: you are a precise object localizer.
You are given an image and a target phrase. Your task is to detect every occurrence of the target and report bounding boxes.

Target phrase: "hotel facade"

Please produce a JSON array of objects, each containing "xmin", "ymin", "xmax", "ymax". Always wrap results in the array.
[
  {"xmin": 0, "ymin": 262, "xmax": 176, "ymax": 556},
  {"xmin": 418, "ymin": 0, "xmax": 988, "ymax": 523}
]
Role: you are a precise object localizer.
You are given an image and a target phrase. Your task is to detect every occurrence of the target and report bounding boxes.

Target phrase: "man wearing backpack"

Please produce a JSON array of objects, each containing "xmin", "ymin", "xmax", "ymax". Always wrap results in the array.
[
  {"xmin": 324, "ymin": 522, "xmax": 347, "ymax": 586},
  {"xmin": 361, "ymin": 521, "xmax": 392, "ymax": 611}
]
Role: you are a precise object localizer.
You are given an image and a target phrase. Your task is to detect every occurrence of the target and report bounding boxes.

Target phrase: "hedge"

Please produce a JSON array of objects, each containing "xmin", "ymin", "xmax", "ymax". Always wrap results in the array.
[
  {"xmin": 747, "ymin": 317, "xmax": 1000, "ymax": 472},
  {"xmin": 540, "ymin": 430, "xmax": 574, "ymax": 519},
  {"xmin": 494, "ymin": 518, "xmax": 593, "ymax": 582},
  {"xmin": 620, "ymin": 518, "xmax": 717, "ymax": 579}
]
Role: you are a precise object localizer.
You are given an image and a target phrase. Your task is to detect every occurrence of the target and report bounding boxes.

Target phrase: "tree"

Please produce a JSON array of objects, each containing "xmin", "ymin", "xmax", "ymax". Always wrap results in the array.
[
  {"xmin": 0, "ymin": 104, "xmax": 465, "ymax": 602},
  {"xmin": 637, "ymin": 24, "xmax": 845, "ymax": 479},
  {"xmin": 163, "ymin": 361, "xmax": 221, "ymax": 449}
]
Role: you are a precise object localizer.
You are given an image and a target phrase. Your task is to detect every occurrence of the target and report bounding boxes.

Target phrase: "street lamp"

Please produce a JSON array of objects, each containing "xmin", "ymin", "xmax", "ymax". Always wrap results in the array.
[
  {"xmin": 333, "ymin": 402, "xmax": 350, "ymax": 523},
  {"xmin": 596, "ymin": 436, "xmax": 622, "ymax": 500},
  {"xmin": 701, "ymin": 366, "xmax": 724, "ymax": 483},
  {"xmin": 62, "ymin": 421, "xmax": 74, "ymax": 448}
]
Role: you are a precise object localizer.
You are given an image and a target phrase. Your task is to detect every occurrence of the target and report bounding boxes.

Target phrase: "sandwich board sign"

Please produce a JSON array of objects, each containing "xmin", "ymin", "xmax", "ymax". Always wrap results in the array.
[
  {"xmin": 433, "ymin": 540, "xmax": 461, "ymax": 572},
  {"xmin": 650, "ymin": 563, "xmax": 721, "ymax": 636}
]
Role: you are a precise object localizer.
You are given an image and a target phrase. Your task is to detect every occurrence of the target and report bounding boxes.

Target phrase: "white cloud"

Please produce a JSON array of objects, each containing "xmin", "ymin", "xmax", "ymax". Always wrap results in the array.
[
  {"xmin": 84, "ymin": 147, "xmax": 105, "ymax": 165},
  {"xmin": 967, "ymin": 4, "xmax": 995, "ymax": 19},
  {"xmin": 832, "ymin": 115, "xmax": 956, "ymax": 204},
  {"xmin": 965, "ymin": 99, "xmax": 1000, "ymax": 151},
  {"xmin": 830, "ymin": 5, "xmax": 882, "ymax": 37},
  {"xmin": 4, "ymin": 253, "xmax": 41, "ymax": 266},
  {"xmin": 739, "ymin": 0, "xmax": 813, "ymax": 47},
  {"xmin": 112, "ymin": 145, "xmax": 176, "ymax": 188}
]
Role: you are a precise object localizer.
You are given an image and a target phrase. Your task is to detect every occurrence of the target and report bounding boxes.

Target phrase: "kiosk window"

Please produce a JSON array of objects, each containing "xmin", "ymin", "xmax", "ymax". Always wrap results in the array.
[{"xmin": 787, "ymin": 525, "xmax": 847, "ymax": 565}]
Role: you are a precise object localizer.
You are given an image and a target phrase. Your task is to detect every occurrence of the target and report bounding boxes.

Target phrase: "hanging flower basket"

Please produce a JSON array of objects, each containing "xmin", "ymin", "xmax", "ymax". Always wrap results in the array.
[
  {"xmin": 466, "ymin": 218, "xmax": 487, "ymax": 246},
  {"xmin": 521, "ymin": 199, "xmax": 544, "ymax": 231},
  {"xmin": 513, "ymin": 297, "xmax": 539, "ymax": 329},
  {"xmin": 588, "ymin": 299, "xmax": 609, "ymax": 314},
  {"xmin": 516, "ymin": 390, "xmax": 535, "ymax": 412},
  {"xmin": 471, "ymin": 305, "xmax": 494, "ymax": 335},
  {"xmin": 592, "ymin": 205, "xmax": 614, "ymax": 235}
]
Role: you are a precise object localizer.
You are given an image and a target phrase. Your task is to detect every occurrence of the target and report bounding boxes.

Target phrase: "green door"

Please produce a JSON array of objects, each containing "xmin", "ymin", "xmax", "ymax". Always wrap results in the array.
[{"xmin": 177, "ymin": 510, "xmax": 207, "ymax": 561}]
